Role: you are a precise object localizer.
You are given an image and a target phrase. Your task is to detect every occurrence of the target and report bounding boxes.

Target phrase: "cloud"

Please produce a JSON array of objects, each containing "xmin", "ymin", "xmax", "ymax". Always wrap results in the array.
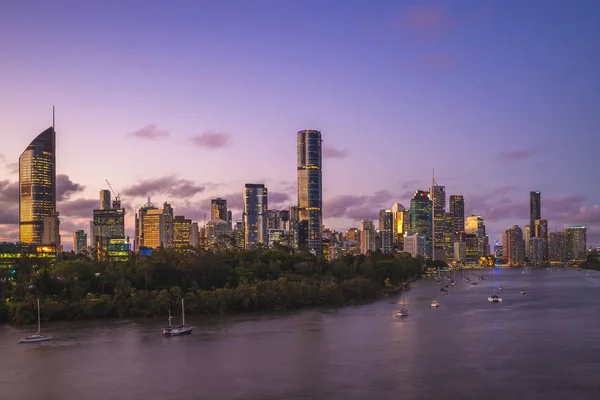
[
  {"xmin": 0, "ymin": 224, "xmax": 18, "ymax": 242},
  {"xmin": 128, "ymin": 124, "xmax": 169, "ymax": 140},
  {"xmin": 189, "ymin": 131, "xmax": 231, "ymax": 149},
  {"xmin": 268, "ymin": 191, "xmax": 291, "ymax": 208},
  {"xmin": 0, "ymin": 180, "xmax": 19, "ymax": 202},
  {"xmin": 6, "ymin": 162, "xmax": 18, "ymax": 174},
  {"xmin": 395, "ymin": 4, "xmax": 456, "ymax": 39},
  {"xmin": 323, "ymin": 146, "xmax": 347, "ymax": 159},
  {"xmin": 58, "ymin": 198, "xmax": 99, "ymax": 219},
  {"xmin": 497, "ymin": 148, "xmax": 536, "ymax": 161},
  {"xmin": 122, "ymin": 175, "xmax": 205, "ymax": 198},
  {"xmin": 325, "ymin": 190, "xmax": 394, "ymax": 221},
  {"xmin": 56, "ymin": 174, "xmax": 85, "ymax": 201}
]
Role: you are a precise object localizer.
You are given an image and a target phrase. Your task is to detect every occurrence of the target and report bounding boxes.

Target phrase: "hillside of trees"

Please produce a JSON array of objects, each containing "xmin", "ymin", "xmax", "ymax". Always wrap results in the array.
[{"xmin": 0, "ymin": 246, "xmax": 425, "ymax": 324}]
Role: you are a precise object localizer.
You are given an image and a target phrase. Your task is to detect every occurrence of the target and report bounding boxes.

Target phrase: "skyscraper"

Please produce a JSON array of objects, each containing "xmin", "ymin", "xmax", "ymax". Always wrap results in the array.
[
  {"xmin": 142, "ymin": 209, "xmax": 165, "ymax": 249},
  {"xmin": 162, "ymin": 202, "xmax": 174, "ymax": 247},
  {"xmin": 390, "ymin": 203, "xmax": 410, "ymax": 250},
  {"xmin": 73, "ymin": 230, "xmax": 87, "ymax": 254},
  {"xmin": 530, "ymin": 191, "xmax": 541, "ymax": 234},
  {"xmin": 565, "ymin": 226, "xmax": 586, "ymax": 261},
  {"xmin": 548, "ymin": 231, "xmax": 566, "ymax": 262},
  {"xmin": 503, "ymin": 225, "xmax": 524, "ymax": 266},
  {"xmin": 449, "ymin": 195, "xmax": 465, "ymax": 233},
  {"xmin": 100, "ymin": 190, "xmax": 111, "ymax": 210},
  {"xmin": 243, "ymin": 184, "xmax": 268, "ymax": 249},
  {"xmin": 19, "ymin": 112, "xmax": 56, "ymax": 244},
  {"xmin": 534, "ymin": 219, "xmax": 548, "ymax": 261},
  {"xmin": 173, "ymin": 216, "xmax": 192, "ymax": 249},
  {"xmin": 190, "ymin": 222, "xmax": 200, "ymax": 247},
  {"xmin": 360, "ymin": 220, "xmax": 376, "ymax": 254},
  {"xmin": 211, "ymin": 198, "xmax": 228, "ymax": 221},
  {"xmin": 379, "ymin": 210, "xmax": 394, "ymax": 254},
  {"xmin": 430, "ymin": 184, "xmax": 446, "ymax": 261},
  {"xmin": 135, "ymin": 199, "xmax": 158, "ymax": 252},
  {"xmin": 297, "ymin": 129, "xmax": 323, "ymax": 256},
  {"xmin": 410, "ymin": 190, "xmax": 432, "ymax": 260},
  {"xmin": 42, "ymin": 212, "xmax": 61, "ymax": 245}
]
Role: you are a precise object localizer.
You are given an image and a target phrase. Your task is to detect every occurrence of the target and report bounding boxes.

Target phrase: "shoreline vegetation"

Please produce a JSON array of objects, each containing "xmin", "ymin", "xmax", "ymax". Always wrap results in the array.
[{"xmin": 1, "ymin": 246, "xmax": 425, "ymax": 325}]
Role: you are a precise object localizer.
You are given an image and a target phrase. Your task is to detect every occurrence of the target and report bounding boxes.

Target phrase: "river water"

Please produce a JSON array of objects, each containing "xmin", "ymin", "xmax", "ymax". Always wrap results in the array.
[{"xmin": 1, "ymin": 268, "xmax": 599, "ymax": 400}]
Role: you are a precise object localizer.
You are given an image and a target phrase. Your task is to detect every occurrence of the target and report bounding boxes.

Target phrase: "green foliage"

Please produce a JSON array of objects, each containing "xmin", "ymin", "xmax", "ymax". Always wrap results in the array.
[{"xmin": 0, "ymin": 247, "xmax": 422, "ymax": 324}]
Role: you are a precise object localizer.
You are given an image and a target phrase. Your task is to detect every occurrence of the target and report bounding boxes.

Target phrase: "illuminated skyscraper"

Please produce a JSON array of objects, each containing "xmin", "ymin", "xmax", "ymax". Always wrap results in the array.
[
  {"xmin": 390, "ymin": 203, "xmax": 410, "ymax": 249},
  {"xmin": 73, "ymin": 230, "xmax": 87, "ymax": 254},
  {"xmin": 534, "ymin": 219, "xmax": 548, "ymax": 261},
  {"xmin": 530, "ymin": 191, "xmax": 541, "ymax": 234},
  {"xmin": 162, "ymin": 202, "xmax": 174, "ymax": 247},
  {"xmin": 42, "ymin": 211, "xmax": 61, "ymax": 245},
  {"xmin": 142, "ymin": 209, "xmax": 164, "ymax": 249},
  {"xmin": 100, "ymin": 190, "xmax": 111, "ymax": 210},
  {"xmin": 503, "ymin": 225, "xmax": 524, "ymax": 266},
  {"xmin": 410, "ymin": 190, "xmax": 432, "ymax": 259},
  {"xmin": 173, "ymin": 216, "xmax": 192, "ymax": 249},
  {"xmin": 548, "ymin": 231, "xmax": 566, "ymax": 262},
  {"xmin": 19, "ymin": 111, "xmax": 56, "ymax": 244},
  {"xmin": 360, "ymin": 220, "xmax": 376, "ymax": 254},
  {"xmin": 190, "ymin": 222, "xmax": 200, "ymax": 247},
  {"xmin": 135, "ymin": 199, "xmax": 158, "ymax": 252},
  {"xmin": 243, "ymin": 184, "xmax": 268, "ymax": 249},
  {"xmin": 449, "ymin": 195, "xmax": 465, "ymax": 232},
  {"xmin": 378, "ymin": 210, "xmax": 394, "ymax": 254},
  {"xmin": 565, "ymin": 226, "xmax": 586, "ymax": 261},
  {"xmin": 297, "ymin": 129, "xmax": 323, "ymax": 256},
  {"xmin": 430, "ymin": 184, "xmax": 446, "ymax": 261},
  {"xmin": 211, "ymin": 198, "xmax": 228, "ymax": 221}
]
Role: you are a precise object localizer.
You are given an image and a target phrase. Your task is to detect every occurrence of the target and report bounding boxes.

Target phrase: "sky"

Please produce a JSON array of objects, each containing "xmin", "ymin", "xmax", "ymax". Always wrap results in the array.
[{"xmin": 1, "ymin": 0, "xmax": 599, "ymax": 251}]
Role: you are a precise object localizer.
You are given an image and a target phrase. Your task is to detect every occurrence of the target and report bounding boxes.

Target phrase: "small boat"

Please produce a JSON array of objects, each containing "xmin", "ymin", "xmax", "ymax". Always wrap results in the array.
[
  {"xmin": 431, "ymin": 300, "xmax": 440, "ymax": 308},
  {"xmin": 520, "ymin": 289, "xmax": 526, "ymax": 295},
  {"xmin": 488, "ymin": 294, "xmax": 502, "ymax": 303},
  {"xmin": 394, "ymin": 292, "xmax": 409, "ymax": 317},
  {"xmin": 162, "ymin": 298, "xmax": 194, "ymax": 336},
  {"xmin": 19, "ymin": 299, "xmax": 52, "ymax": 343}
]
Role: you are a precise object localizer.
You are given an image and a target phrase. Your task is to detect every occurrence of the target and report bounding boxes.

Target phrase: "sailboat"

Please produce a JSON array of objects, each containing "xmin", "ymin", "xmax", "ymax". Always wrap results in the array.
[
  {"xmin": 162, "ymin": 298, "xmax": 194, "ymax": 336},
  {"xmin": 19, "ymin": 299, "xmax": 52, "ymax": 343},
  {"xmin": 394, "ymin": 291, "xmax": 409, "ymax": 317}
]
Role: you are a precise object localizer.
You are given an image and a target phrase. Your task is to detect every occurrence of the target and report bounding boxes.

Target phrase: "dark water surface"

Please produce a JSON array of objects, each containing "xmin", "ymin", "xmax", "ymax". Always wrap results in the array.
[{"xmin": 2, "ymin": 268, "xmax": 600, "ymax": 400}]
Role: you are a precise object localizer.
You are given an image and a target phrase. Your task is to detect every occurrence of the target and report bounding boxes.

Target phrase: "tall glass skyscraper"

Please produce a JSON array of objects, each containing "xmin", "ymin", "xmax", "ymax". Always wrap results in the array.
[
  {"xmin": 19, "ymin": 121, "xmax": 56, "ymax": 244},
  {"xmin": 530, "ymin": 191, "xmax": 541, "ymax": 234},
  {"xmin": 243, "ymin": 183, "xmax": 268, "ymax": 249},
  {"xmin": 410, "ymin": 190, "xmax": 432, "ymax": 260},
  {"xmin": 449, "ymin": 195, "xmax": 465, "ymax": 232},
  {"xmin": 297, "ymin": 129, "xmax": 322, "ymax": 256}
]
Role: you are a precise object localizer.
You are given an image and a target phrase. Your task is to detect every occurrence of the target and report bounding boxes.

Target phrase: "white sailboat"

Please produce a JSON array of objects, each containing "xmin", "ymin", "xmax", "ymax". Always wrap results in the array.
[
  {"xmin": 19, "ymin": 299, "xmax": 52, "ymax": 343},
  {"xmin": 394, "ymin": 291, "xmax": 409, "ymax": 317},
  {"xmin": 162, "ymin": 298, "xmax": 194, "ymax": 336}
]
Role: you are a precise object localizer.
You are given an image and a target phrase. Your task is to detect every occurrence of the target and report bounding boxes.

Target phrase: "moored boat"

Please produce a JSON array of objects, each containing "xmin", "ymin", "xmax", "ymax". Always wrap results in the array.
[{"xmin": 19, "ymin": 299, "xmax": 52, "ymax": 344}]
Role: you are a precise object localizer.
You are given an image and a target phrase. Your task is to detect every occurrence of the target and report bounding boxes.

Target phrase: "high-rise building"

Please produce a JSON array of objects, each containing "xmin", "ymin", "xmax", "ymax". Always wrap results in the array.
[
  {"xmin": 404, "ymin": 234, "xmax": 426, "ymax": 259},
  {"xmin": 288, "ymin": 206, "xmax": 299, "ymax": 249},
  {"xmin": 93, "ymin": 210, "xmax": 125, "ymax": 244},
  {"xmin": 442, "ymin": 212, "xmax": 455, "ymax": 262},
  {"xmin": 379, "ymin": 209, "xmax": 394, "ymax": 254},
  {"xmin": 534, "ymin": 219, "xmax": 548, "ymax": 261},
  {"xmin": 360, "ymin": 220, "xmax": 376, "ymax": 254},
  {"xmin": 430, "ymin": 185, "xmax": 446, "ymax": 261},
  {"xmin": 466, "ymin": 215, "xmax": 486, "ymax": 256},
  {"xmin": 465, "ymin": 234, "xmax": 479, "ymax": 264},
  {"xmin": 135, "ymin": 199, "xmax": 158, "ymax": 251},
  {"xmin": 100, "ymin": 190, "xmax": 111, "ymax": 210},
  {"xmin": 268, "ymin": 229, "xmax": 286, "ymax": 248},
  {"xmin": 142, "ymin": 208, "xmax": 164, "ymax": 249},
  {"xmin": 530, "ymin": 191, "xmax": 541, "ymax": 234},
  {"xmin": 73, "ymin": 230, "xmax": 87, "ymax": 254},
  {"xmin": 206, "ymin": 218, "xmax": 232, "ymax": 247},
  {"xmin": 410, "ymin": 190, "xmax": 432, "ymax": 259},
  {"xmin": 211, "ymin": 198, "xmax": 228, "ymax": 221},
  {"xmin": 19, "ymin": 116, "xmax": 56, "ymax": 244},
  {"xmin": 390, "ymin": 203, "xmax": 410, "ymax": 250},
  {"xmin": 162, "ymin": 202, "xmax": 174, "ymax": 247},
  {"xmin": 243, "ymin": 184, "xmax": 268, "ymax": 249},
  {"xmin": 190, "ymin": 222, "xmax": 200, "ymax": 247},
  {"xmin": 297, "ymin": 129, "xmax": 323, "ymax": 256},
  {"xmin": 548, "ymin": 231, "xmax": 566, "ymax": 262},
  {"xmin": 173, "ymin": 216, "xmax": 192, "ymax": 249},
  {"xmin": 565, "ymin": 226, "xmax": 586, "ymax": 261},
  {"xmin": 503, "ymin": 225, "xmax": 524, "ymax": 266},
  {"xmin": 42, "ymin": 212, "xmax": 61, "ymax": 245},
  {"xmin": 454, "ymin": 241, "xmax": 466, "ymax": 264},
  {"xmin": 449, "ymin": 195, "xmax": 465, "ymax": 232},
  {"xmin": 233, "ymin": 221, "xmax": 244, "ymax": 249},
  {"xmin": 530, "ymin": 237, "xmax": 543, "ymax": 264},
  {"xmin": 524, "ymin": 225, "xmax": 532, "ymax": 261}
]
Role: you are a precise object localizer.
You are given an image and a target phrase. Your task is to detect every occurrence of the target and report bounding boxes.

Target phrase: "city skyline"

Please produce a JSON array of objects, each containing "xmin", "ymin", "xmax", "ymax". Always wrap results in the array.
[{"xmin": 1, "ymin": 1, "xmax": 599, "ymax": 250}]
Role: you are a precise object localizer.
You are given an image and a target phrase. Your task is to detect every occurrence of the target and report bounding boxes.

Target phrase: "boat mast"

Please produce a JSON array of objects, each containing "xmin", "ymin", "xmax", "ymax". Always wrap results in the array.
[
  {"xmin": 181, "ymin": 298, "xmax": 185, "ymax": 326},
  {"xmin": 37, "ymin": 299, "xmax": 41, "ymax": 335}
]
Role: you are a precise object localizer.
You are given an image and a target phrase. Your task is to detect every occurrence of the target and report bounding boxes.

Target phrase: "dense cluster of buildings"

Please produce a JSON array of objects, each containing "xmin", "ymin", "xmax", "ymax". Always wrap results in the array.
[{"xmin": 1, "ymin": 111, "xmax": 591, "ymax": 267}]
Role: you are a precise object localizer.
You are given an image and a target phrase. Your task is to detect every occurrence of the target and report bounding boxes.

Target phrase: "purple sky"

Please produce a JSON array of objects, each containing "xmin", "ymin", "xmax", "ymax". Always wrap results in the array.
[{"xmin": 1, "ymin": 0, "xmax": 599, "ymax": 251}]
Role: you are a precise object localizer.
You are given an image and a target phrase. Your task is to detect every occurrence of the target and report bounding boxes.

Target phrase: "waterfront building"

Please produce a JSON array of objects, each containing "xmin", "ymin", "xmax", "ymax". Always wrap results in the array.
[
  {"xmin": 243, "ymin": 184, "xmax": 268, "ymax": 249},
  {"xmin": 449, "ymin": 195, "xmax": 465, "ymax": 232},
  {"xmin": 404, "ymin": 234, "xmax": 426, "ymax": 259},
  {"xmin": 42, "ymin": 211, "xmax": 61, "ymax": 245},
  {"xmin": 360, "ymin": 220, "xmax": 376, "ymax": 254},
  {"xmin": 379, "ymin": 209, "xmax": 394, "ymax": 254},
  {"xmin": 19, "ymin": 115, "xmax": 56, "ymax": 244},
  {"xmin": 548, "ymin": 231, "xmax": 566, "ymax": 262},
  {"xmin": 454, "ymin": 241, "xmax": 466, "ymax": 264},
  {"xmin": 173, "ymin": 216, "xmax": 192, "ymax": 249},
  {"xmin": 430, "ymin": 184, "xmax": 446, "ymax": 261},
  {"xmin": 410, "ymin": 190, "xmax": 432, "ymax": 259},
  {"xmin": 530, "ymin": 191, "xmax": 541, "ymax": 234},
  {"xmin": 211, "ymin": 198, "xmax": 228, "ymax": 222},
  {"xmin": 73, "ymin": 230, "xmax": 87, "ymax": 254},
  {"xmin": 530, "ymin": 237, "xmax": 543, "ymax": 264},
  {"xmin": 524, "ymin": 225, "xmax": 532, "ymax": 261},
  {"xmin": 534, "ymin": 219, "xmax": 548, "ymax": 261},
  {"xmin": 190, "ymin": 222, "xmax": 200, "ymax": 247},
  {"xmin": 297, "ymin": 129, "xmax": 323, "ymax": 256},
  {"xmin": 565, "ymin": 226, "xmax": 586, "ymax": 261},
  {"xmin": 443, "ymin": 212, "xmax": 455, "ymax": 262},
  {"xmin": 100, "ymin": 190, "xmax": 111, "ymax": 210},
  {"xmin": 465, "ymin": 234, "xmax": 479, "ymax": 264},
  {"xmin": 465, "ymin": 215, "xmax": 486, "ymax": 256},
  {"xmin": 503, "ymin": 225, "xmax": 524, "ymax": 266}
]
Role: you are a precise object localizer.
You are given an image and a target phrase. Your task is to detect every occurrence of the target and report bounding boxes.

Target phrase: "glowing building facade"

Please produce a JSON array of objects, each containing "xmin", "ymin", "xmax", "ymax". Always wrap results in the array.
[
  {"xmin": 297, "ymin": 129, "xmax": 323, "ymax": 256},
  {"xmin": 19, "ymin": 125, "xmax": 56, "ymax": 244},
  {"xmin": 410, "ymin": 190, "xmax": 432, "ymax": 260},
  {"xmin": 243, "ymin": 184, "xmax": 268, "ymax": 249},
  {"xmin": 173, "ymin": 216, "xmax": 192, "ymax": 249}
]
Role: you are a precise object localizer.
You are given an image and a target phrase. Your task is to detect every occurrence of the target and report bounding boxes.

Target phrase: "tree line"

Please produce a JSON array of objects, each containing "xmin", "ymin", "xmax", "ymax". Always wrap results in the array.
[{"xmin": 0, "ymin": 245, "xmax": 425, "ymax": 324}]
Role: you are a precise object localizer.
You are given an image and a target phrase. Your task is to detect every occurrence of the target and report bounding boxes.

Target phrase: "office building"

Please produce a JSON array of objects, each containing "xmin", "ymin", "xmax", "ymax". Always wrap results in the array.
[
  {"xmin": 142, "ymin": 208, "xmax": 164, "ymax": 249},
  {"xmin": 530, "ymin": 191, "xmax": 541, "ymax": 234},
  {"xmin": 524, "ymin": 225, "xmax": 532, "ymax": 261},
  {"xmin": 190, "ymin": 222, "xmax": 200, "ymax": 247},
  {"xmin": 135, "ymin": 199, "xmax": 158, "ymax": 252},
  {"xmin": 391, "ymin": 202, "xmax": 410, "ymax": 250},
  {"xmin": 454, "ymin": 241, "xmax": 466, "ymax": 264},
  {"xmin": 297, "ymin": 129, "xmax": 323, "ymax": 256},
  {"xmin": 503, "ymin": 225, "xmax": 524, "ymax": 266},
  {"xmin": 430, "ymin": 184, "xmax": 446, "ymax": 261},
  {"xmin": 466, "ymin": 215, "xmax": 486, "ymax": 256},
  {"xmin": 379, "ymin": 209, "xmax": 394, "ymax": 254},
  {"xmin": 163, "ymin": 202, "xmax": 174, "ymax": 247},
  {"xmin": 534, "ymin": 219, "xmax": 548, "ymax": 261},
  {"xmin": 206, "ymin": 218, "xmax": 232, "ymax": 247},
  {"xmin": 42, "ymin": 212, "xmax": 60, "ymax": 245},
  {"xmin": 19, "ymin": 115, "xmax": 56, "ymax": 244},
  {"xmin": 100, "ymin": 190, "xmax": 111, "ymax": 210},
  {"xmin": 173, "ymin": 216, "xmax": 192, "ymax": 249},
  {"xmin": 211, "ymin": 198, "xmax": 228, "ymax": 221},
  {"xmin": 449, "ymin": 195, "xmax": 465, "ymax": 232},
  {"xmin": 243, "ymin": 184, "xmax": 268, "ymax": 249},
  {"xmin": 410, "ymin": 190, "xmax": 432, "ymax": 259},
  {"xmin": 73, "ymin": 230, "xmax": 87, "ymax": 254},
  {"xmin": 360, "ymin": 220, "xmax": 376, "ymax": 254},
  {"xmin": 107, "ymin": 237, "xmax": 130, "ymax": 262},
  {"xmin": 565, "ymin": 226, "xmax": 586, "ymax": 261},
  {"xmin": 233, "ymin": 220, "xmax": 244, "ymax": 249},
  {"xmin": 548, "ymin": 232, "xmax": 566, "ymax": 262},
  {"xmin": 465, "ymin": 234, "xmax": 479, "ymax": 264},
  {"xmin": 530, "ymin": 237, "xmax": 543, "ymax": 264},
  {"xmin": 268, "ymin": 229, "xmax": 286, "ymax": 248},
  {"xmin": 404, "ymin": 234, "xmax": 426, "ymax": 259}
]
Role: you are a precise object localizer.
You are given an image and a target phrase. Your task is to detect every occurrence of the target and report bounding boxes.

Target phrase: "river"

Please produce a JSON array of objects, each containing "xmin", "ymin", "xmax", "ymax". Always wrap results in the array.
[{"xmin": 1, "ymin": 268, "xmax": 599, "ymax": 400}]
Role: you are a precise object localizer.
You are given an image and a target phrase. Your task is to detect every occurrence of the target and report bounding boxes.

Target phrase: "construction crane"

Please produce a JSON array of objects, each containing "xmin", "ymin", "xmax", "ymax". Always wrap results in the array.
[{"xmin": 105, "ymin": 179, "xmax": 121, "ymax": 209}]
